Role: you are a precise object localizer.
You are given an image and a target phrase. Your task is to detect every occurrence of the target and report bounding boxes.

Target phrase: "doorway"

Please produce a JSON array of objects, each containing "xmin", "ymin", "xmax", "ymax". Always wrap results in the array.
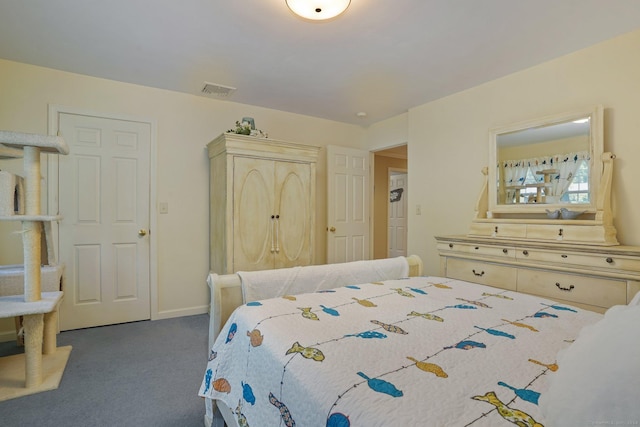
[
  {"xmin": 388, "ymin": 170, "xmax": 408, "ymax": 257},
  {"xmin": 372, "ymin": 145, "xmax": 407, "ymax": 259}
]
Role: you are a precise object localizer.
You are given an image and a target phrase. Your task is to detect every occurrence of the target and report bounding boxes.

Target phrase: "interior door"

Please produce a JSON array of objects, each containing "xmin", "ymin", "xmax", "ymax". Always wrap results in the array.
[
  {"xmin": 233, "ymin": 156, "xmax": 274, "ymax": 272},
  {"xmin": 388, "ymin": 172, "xmax": 408, "ymax": 257},
  {"xmin": 57, "ymin": 113, "xmax": 151, "ymax": 330},
  {"xmin": 326, "ymin": 145, "xmax": 370, "ymax": 263}
]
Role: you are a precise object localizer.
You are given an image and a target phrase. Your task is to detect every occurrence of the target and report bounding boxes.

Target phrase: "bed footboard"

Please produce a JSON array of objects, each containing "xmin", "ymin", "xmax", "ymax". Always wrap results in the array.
[{"xmin": 206, "ymin": 255, "xmax": 422, "ymax": 350}]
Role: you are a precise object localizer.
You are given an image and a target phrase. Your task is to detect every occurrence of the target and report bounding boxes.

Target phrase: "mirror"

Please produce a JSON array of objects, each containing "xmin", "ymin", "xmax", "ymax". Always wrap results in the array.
[{"xmin": 488, "ymin": 105, "xmax": 603, "ymax": 215}]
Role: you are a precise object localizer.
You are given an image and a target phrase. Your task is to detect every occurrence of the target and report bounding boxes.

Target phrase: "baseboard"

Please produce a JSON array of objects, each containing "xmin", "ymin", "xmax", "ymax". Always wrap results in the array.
[
  {"xmin": 0, "ymin": 307, "xmax": 209, "ymax": 335},
  {"xmin": 154, "ymin": 305, "xmax": 208, "ymax": 320}
]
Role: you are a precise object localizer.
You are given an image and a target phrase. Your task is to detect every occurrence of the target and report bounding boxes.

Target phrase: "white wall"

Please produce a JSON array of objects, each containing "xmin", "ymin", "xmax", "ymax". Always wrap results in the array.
[
  {"xmin": 404, "ymin": 29, "xmax": 640, "ymax": 275},
  {"xmin": 0, "ymin": 59, "xmax": 366, "ymax": 339}
]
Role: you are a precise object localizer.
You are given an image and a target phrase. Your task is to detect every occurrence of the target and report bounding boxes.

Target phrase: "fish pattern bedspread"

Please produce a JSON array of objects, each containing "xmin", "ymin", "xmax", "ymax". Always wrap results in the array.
[{"xmin": 199, "ymin": 276, "xmax": 602, "ymax": 426}]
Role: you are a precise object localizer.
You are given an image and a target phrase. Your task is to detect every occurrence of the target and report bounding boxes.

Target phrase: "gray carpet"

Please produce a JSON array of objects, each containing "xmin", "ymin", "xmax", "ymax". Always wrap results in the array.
[{"xmin": 0, "ymin": 314, "xmax": 210, "ymax": 426}]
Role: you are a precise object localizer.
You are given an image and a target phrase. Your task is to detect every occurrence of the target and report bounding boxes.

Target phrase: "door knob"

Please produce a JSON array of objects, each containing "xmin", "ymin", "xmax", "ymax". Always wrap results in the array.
[
  {"xmin": 138, "ymin": 229, "xmax": 147, "ymax": 236},
  {"xmin": 329, "ymin": 226, "xmax": 336, "ymax": 232}
]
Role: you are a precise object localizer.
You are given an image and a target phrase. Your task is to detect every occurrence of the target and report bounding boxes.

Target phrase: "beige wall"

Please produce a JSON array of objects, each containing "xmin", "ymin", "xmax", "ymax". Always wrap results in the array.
[
  {"xmin": 0, "ymin": 59, "xmax": 366, "ymax": 339},
  {"xmin": 404, "ymin": 29, "xmax": 640, "ymax": 276},
  {"xmin": 365, "ymin": 113, "xmax": 408, "ymax": 150},
  {"xmin": 3, "ymin": 27, "xmax": 640, "ymax": 339}
]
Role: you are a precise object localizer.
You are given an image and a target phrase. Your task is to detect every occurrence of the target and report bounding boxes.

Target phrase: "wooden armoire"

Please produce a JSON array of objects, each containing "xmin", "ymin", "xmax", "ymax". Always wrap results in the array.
[{"xmin": 207, "ymin": 133, "xmax": 320, "ymax": 274}]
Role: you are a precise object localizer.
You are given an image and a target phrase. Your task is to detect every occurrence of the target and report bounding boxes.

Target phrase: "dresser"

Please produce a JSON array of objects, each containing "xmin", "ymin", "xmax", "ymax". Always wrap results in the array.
[
  {"xmin": 435, "ymin": 235, "xmax": 640, "ymax": 313},
  {"xmin": 439, "ymin": 106, "xmax": 640, "ymax": 313},
  {"xmin": 207, "ymin": 133, "xmax": 320, "ymax": 274}
]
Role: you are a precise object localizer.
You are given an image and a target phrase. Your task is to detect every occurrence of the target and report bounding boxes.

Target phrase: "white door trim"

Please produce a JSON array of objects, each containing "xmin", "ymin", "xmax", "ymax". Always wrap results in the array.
[
  {"xmin": 368, "ymin": 151, "xmax": 376, "ymax": 259},
  {"xmin": 47, "ymin": 104, "xmax": 159, "ymax": 320}
]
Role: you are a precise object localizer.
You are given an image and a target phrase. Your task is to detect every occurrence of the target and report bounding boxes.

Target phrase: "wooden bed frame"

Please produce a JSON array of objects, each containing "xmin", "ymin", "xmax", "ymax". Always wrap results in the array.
[{"xmin": 203, "ymin": 255, "xmax": 423, "ymax": 427}]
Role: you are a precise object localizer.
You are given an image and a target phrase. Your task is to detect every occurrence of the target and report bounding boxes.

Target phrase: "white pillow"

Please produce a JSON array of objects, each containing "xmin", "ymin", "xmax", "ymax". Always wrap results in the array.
[
  {"xmin": 629, "ymin": 290, "xmax": 640, "ymax": 306},
  {"xmin": 539, "ymin": 303, "xmax": 640, "ymax": 426}
]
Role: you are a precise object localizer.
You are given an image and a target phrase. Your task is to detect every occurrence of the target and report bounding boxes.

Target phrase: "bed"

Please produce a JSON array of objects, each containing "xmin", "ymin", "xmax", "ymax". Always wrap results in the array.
[{"xmin": 199, "ymin": 256, "xmax": 639, "ymax": 427}]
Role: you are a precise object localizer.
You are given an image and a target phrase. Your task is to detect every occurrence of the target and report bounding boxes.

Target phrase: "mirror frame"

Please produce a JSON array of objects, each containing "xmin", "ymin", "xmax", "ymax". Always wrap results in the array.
[{"xmin": 488, "ymin": 105, "xmax": 603, "ymax": 215}]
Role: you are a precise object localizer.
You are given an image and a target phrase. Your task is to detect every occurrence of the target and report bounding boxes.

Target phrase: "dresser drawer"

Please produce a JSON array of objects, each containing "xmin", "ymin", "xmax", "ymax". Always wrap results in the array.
[
  {"xmin": 517, "ymin": 268, "xmax": 626, "ymax": 309},
  {"xmin": 446, "ymin": 258, "xmax": 517, "ymax": 291},
  {"xmin": 437, "ymin": 242, "xmax": 515, "ymax": 259},
  {"xmin": 525, "ymin": 225, "xmax": 566, "ymax": 241},
  {"xmin": 525, "ymin": 224, "xmax": 610, "ymax": 244},
  {"xmin": 468, "ymin": 222, "xmax": 526, "ymax": 239},
  {"xmin": 516, "ymin": 248, "xmax": 640, "ymax": 272}
]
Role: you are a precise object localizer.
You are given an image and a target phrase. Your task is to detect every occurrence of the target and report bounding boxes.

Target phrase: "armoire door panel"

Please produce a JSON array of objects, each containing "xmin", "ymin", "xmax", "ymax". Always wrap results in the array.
[
  {"xmin": 233, "ymin": 157, "xmax": 274, "ymax": 271},
  {"xmin": 275, "ymin": 161, "xmax": 311, "ymax": 268}
]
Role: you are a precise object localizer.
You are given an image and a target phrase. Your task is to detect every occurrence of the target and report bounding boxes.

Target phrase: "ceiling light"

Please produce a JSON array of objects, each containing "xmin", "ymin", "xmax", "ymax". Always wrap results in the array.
[{"xmin": 286, "ymin": 0, "xmax": 351, "ymax": 21}]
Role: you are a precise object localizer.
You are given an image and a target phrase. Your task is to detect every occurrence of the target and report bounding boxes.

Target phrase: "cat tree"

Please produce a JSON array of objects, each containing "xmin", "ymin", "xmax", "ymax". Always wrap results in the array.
[{"xmin": 0, "ymin": 130, "xmax": 71, "ymax": 401}]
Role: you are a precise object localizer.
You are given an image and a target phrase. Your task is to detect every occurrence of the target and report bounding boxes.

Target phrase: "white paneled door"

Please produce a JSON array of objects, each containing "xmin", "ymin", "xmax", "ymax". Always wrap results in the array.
[
  {"xmin": 388, "ymin": 172, "xmax": 408, "ymax": 258},
  {"xmin": 57, "ymin": 113, "xmax": 151, "ymax": 330},
  {"xmin": 326, "ymin": 145, "xmax": 370, "ymax": 263}
]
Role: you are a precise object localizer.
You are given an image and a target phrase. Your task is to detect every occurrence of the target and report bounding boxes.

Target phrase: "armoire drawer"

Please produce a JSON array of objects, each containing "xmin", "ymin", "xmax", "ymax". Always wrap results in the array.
[
  {"xmin": 446, "ymin": 258, "xmax": 516, "ymax": 291},
  {"xmin": 517, "ymin": 268, "xmax": 626, "ymax": 309},
  {"xmin": 517, "ymin": 248, "xmax": 640, "ymax": 272},
  {"xmin": 437, "ymin": 242, "xmax": 515, "ymax": 259}
]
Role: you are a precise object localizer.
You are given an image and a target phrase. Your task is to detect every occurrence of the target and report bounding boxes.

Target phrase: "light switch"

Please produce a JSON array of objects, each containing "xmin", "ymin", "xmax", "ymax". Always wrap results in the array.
[{"xmin": 159, "ymin": 202, "xmax": 169, "ymax": 214}]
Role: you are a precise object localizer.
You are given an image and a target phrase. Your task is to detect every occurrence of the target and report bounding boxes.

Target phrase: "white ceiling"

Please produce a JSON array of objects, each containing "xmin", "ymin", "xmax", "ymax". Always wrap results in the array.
[{"xmin": 1, "ymin": 1, "xmax": 640, "ymax": 127}]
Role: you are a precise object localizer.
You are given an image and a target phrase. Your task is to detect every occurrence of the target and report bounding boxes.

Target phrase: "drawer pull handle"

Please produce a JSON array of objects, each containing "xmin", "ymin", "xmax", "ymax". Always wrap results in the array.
[
  {"xmin": 449, "ymin": 243, "xmax": 453, "ymax": 248},
  {"xmin": 558, "ymin": 228, "xmax": 563, "ymax": 237},
  {"xmin": 472, "ymin": 269, "xmax": 485, "ymax": 277},
  {"xmin": 522, "ymin": 250, "xmax": 529, "ymax": 256},
  {"xmin": 475, "ymin": 246, "xmax": 479, "ymax": 250},
  {"xmin": 561, "ymin": 254, "xmax": 568, "ymax": 258},
  {"xmin": 502, "ymin": 248, "xmax": 508, "ymax": 254},
  {"xmin": 555, "ymin": 283, "xmax": 575, "ymax": 292},
  {"xmin": 606, "ymin": 257, "xmax": 613, "ymax": 264}
]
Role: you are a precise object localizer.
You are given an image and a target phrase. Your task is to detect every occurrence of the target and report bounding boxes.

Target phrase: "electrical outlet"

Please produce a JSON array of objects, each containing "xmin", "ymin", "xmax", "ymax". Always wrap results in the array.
[{"xmin": 159, "ymin": 202, "xmax": 169, "ymax": 214}]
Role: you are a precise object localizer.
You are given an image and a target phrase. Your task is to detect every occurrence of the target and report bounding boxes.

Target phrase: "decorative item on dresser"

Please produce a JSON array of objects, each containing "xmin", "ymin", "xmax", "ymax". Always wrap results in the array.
[
  {"xmin": 207, "ymin": 133, "xmax": 319, "ymax": 274},
  {"xmin": 437, "ymin": 104, "xmax": 640, "ymax": 313}
]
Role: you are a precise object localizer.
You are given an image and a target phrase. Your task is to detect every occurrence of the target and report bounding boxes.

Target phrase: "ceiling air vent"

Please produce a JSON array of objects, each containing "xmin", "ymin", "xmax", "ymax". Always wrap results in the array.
[{"xmin": 201, "ymin": 82, "xmax": 236, "ymax": 98}]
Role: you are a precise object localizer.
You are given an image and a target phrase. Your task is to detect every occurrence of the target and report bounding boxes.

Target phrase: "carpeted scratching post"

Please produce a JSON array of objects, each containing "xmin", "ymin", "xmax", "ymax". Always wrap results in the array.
[
  {"xmin": 22, "ymin": 146, "xmax": 42, "ymax": 303},
  {"xmin": 0, "ymin": 130, "xmax": 71, "ymax": 401},
  {"xmin": 22, "ymin": 313, "xmax": 44, "ymax": 388}
]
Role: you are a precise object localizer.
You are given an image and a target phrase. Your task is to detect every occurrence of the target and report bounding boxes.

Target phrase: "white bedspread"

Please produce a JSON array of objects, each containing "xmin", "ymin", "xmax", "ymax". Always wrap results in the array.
[
  {"xmin": 238, "ymin": 256, "xmax": 409, "ymax": 302},
  {"xmin": 199, "ymin": 276, "xmax": 602, "ymax": 426}
]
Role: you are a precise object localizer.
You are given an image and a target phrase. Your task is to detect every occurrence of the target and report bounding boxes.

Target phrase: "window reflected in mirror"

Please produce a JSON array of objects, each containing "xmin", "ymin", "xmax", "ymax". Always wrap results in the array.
[{"xmin": 496, "ymin": 116, "xmax": 591, "ymax": 205}]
